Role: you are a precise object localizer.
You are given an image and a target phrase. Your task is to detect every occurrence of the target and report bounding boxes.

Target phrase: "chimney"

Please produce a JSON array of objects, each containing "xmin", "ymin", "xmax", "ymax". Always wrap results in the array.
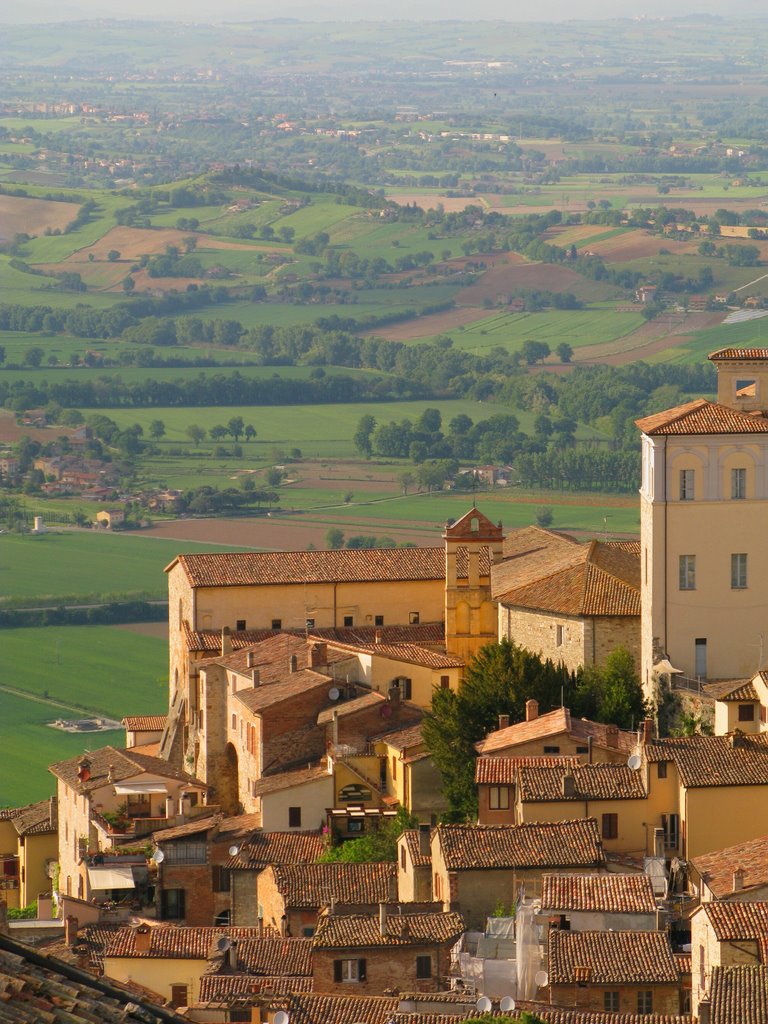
[
  {"xmin": 561, "ymin": 773, "xmax": 576, "ymax": 798},
  {"xmin": 731, "ymin": 731, "xmax": 746, "ymax": 749},
  {"xmin": 388, "ymin": 685, "xmax": 401, "ymax": 708},
  {"xmin": 379, "ymin": 902, "xmax": 387, "ymax": 937},
  {"xmin": 525, "ymin": 699, "xmax": 539, "ymax": 722},
  {"xmin": 418, "ymin": 823, "xmax": 431, "ymax": 858},
  {"xmin": 332, "ymin": 709, "xmax": 339, "ymax": 748},
  {"xmin": 221, "ymin": 626, "xmax": 232, "ymax": 656},
  {"xmin": 374, "ymin": 628, "xmax": 383, "ymax": 645},
  {"xmin": 251, "ymin": 668, "xmax": 260, "ymax": 687},
  {"xmin": 498, "ymin": 714, "xmax": 510, "ymax": 731},
  {"xmin": 642, "ymin": 718, "xmax": 654, "ymax": 745},
  {"xmin": 134, "ymin": 924, "xmax": 152, "ymax": 954},
  {"xmin": 64, "ymin": 914, "xmax": 79, "ymax": 946},
  {"xmin": 228, "ymin": 937, "xmax": 238, "ymax": 970},
  {"xmin": 289, "ymin": 654, "xmax": 298, "ymax": 673},
  {"xmin": 107, "ymin": 764, "xmax": 114, "ymax": 784},
  {"xmin": 698, "ymin": 1000, "xmax": 711, "ymax": 1024},
  {"xmin": 246, "ymin": 650, "xmax": 255, "ymax": 669},
  {"xmin": 77, "ymin": 758, "xmax": 91, "ymax": 783},
  {"xmin": 329, "ymin": 895, "xmax": 336, "ymax": 916},
  {"xmin": 309, "ymin": 642, "xmax": 328, "ymax": 670},
  {"xmin": 733, "ymin": 867, "xmax": 746, "ymax": 892},
  {"xmin": 605, "ymin": 724, "xmax": 619, "ymax": 748}
]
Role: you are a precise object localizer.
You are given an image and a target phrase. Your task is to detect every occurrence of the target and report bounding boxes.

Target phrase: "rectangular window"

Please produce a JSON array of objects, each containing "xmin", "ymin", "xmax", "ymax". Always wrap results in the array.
[
  {"xmin": 416, "ymin": 955, "xmax": 432, "ymax": 979},
  {"xmin": 375, "ymin": 615, "xmax": 384, "ymax": 626},
  {"xmin": 271, "ymin": 619, "xmax": 281, "ymax": 630},
  {"xmin": 409, "ymin": 612, "xmax": 420, "ymax": 625},
  {"xmin": 732, "ymin": 553, "xmax": 748, "ymax": 589},
  {"xmin": 343, "ymin": 615, "xmax": 354, "ymax": 627},
  {"xmin": 164, "ymin": 842, "xmax": 207, "ymax": 865},
  {"xmin": 288, "ymin": 806, "xmax": 302, "ymax": 828},
  {"xmin": 347, "ymin": 819, "xmax": 363, "ymax": 833},
  {"xmin": 236, "ymin": 619, "xmax": 246, "ymax": 631},
  {"xmin": 657, "ymin": 761, "xmax": 668, "ymax": 779},
  {"xmin": 305, "ymin": 617, "xmax": 315, "ymax": 629},
  {"xmin": 576, "ymin": 745, "xmax": 589, "ymax": 755},
  {"xmin": 695, "ymin": 638, "xmax": 707, "ymax": 679},
  {"xmin": 679, "ymin": 555, "xmax": 696, "ymax": 591},
  {"xmin": 663, "ymin": 812, "xmax": 680, "ymax": 849},
  {"xmin": 171, "ymin": 985, "xmax": 188, "ymax": 1009},
  {"xmin": 732, "ymin": 467, "xmax": 747, "ymax": 499},
  {"xmin": 602, "ymin": 813, "xmax": 618, "ymax": 840},
  {"xmin": 556, "ymin": 625, "xmax": 564, "ymax": 646},
  {"xmin": 604, "ymin": 992, "xmax": 619, "ymax": 1012},
  {"xmin": 392, "ymin": 755, "xmax": 397, "ymax": 780},
  {"xmin": 231, "ymin": 713, "xmax": 237, "ymax": 730},
  {"xmin": 400, "ymin": 846, "xmax": 406, "ymax": 870},
  {"xmin": 543, "ymin": 745, "xmax": 560, "ymax": 754},
  {"xmin": 489, "ymin": 786, "xmax": 510, "ymax": 810},
  {"xmin": 739, "ymin": 703, "xmax": 756, "ymax": 722},
  {"xmin": 680, "ymin": 468, "xmax": 695, "ymax": 500},
  {"xmin": 637, "ymin": 991, "xmax": 653, "ymax": 1014},
  {"xmin": 212, "ymin": 865, "xmax": 231, "ymax": 892},
  {"xmin": 161, "ymin": 889, "xmax": 186, "ymax": 920},
  {"xmin": 440, "ymin": 675, "xmax": 450, "ymax": 689},
  {"xmin": 334, "ymin": 958, "xmax": 366, "ymax": 983}
]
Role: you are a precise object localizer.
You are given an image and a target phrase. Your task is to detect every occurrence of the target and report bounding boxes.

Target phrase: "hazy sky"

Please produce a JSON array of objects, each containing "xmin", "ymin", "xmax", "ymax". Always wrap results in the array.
[{"xmin": 5, "ymin": 0, "xmax": 768, "ymax": 23}]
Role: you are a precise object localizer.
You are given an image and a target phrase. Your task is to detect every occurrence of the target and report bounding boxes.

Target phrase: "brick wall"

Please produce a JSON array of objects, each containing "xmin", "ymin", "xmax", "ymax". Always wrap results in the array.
[
  {"xmin": 548, "ymin": 982, "xmax": 681, "ymax": 1015},
  {"xmin": 311, "ymin": 941, "xmax": 452, "ymax": 995}
]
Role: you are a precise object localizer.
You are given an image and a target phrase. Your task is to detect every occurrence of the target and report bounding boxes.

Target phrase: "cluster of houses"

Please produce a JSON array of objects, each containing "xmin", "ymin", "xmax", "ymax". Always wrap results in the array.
[{"xmin": 8, "ymin": 347, "xmax": 768, "ymax": 1022}]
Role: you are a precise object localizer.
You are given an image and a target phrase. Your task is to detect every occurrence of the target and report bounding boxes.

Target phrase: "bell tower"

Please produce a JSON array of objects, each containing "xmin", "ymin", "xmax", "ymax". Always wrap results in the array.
[{"xmin": 444, "ymin": 508, "xmax": 504, "ymax": 661}]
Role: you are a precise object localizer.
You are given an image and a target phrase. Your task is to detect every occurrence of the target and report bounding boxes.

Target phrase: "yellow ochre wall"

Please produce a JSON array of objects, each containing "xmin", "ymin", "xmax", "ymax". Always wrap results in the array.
[{"xmin": 104, "ymin": 956, "xmax": 205, "ymax": 1006}]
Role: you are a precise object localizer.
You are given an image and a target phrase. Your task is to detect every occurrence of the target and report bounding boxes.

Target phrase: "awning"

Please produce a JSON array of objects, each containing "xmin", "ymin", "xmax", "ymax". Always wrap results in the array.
[
  {"xmin": 87, "ymin": 864, "xmax": 136, "ymax": 890},
  {"xmin": 113, "ymin": 783, "xmax": 169, "ymax": 795}
]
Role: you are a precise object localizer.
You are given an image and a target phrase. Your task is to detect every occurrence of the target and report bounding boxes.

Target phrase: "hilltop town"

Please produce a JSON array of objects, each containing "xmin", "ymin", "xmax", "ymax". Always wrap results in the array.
[{"xmin": 4, "ymin": 347, "xmax": 768, "ymax": 1024}]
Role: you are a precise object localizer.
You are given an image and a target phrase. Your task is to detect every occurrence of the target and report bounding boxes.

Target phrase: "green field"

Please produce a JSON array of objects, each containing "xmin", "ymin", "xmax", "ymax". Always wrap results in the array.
[
  {"xmin": 0, "ymin": 531, "xmax": 234, "ymax": 604},
  {"xmin": 0, "ymin": 625, "xmax": 167, "ymax": 805}
]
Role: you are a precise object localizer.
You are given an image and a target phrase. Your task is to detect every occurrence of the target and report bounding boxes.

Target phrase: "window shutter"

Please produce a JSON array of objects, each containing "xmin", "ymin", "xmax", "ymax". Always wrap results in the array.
[
  {"xmin": 333, "ymin": 960, "xmax": 342, "ymax": 983},
  {"xmin": 358, "ymin": 958, "xmax": 367, "ymax": 981}
]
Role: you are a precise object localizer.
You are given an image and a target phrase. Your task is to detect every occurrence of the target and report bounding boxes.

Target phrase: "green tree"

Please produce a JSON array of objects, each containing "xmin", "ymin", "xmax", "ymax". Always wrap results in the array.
[
  {"xmin": 244, "ymin": 424, "xmax": 257, "ymax": 442},
  {"xmin": 556, "ymin": 342, "xmax": 573, "ymax": 363},
  {"xmin": 149, "ymin": 419, "xmax": 166, "ymax": 440},
  {"xmin": 227, "ymin": 416, "xmax": 245, "ymax": 441},
  {"xmin": 573, "ymin": 647, "xmax": 647, "ymax": 731},
  {"xmin": 535, "ymin": 506, "xmax": 554, "ymax": 527},
  {"xmin": 186, "ymin": 424, "xmax": 206, "ymax": 445},
  {"xmin": 353, "ymin": 414, "xmax": 376, "ymax": 457},
  {"xmin": 266, "ymin": 467, "xmax": 282, "ymax": 487},
  {"xmin": 319, "ymin": 808, "xmax": 417, "ymax": 862},
  {"xmin": 326, "ymin": 527, "xmax": 345, "ymax": 549},
  {"xmin": 23, "ymin": 347, "xmax": 44, "ymax": 367},
  {"xmin": 521, "ymin": 340, "xmax": 551, "ymax": 365},
  {"xmin": 107, "ymin": 250, "xmax": 121, "ymax": 261},
  {"xmin": 122, "ymin": 275, "xmax": 135, "ymax": 294}
]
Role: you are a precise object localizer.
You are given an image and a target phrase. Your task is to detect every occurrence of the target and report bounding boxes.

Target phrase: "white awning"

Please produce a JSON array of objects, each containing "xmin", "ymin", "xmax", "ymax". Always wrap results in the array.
[
  {"xmin": 87, "ymin": 864, "xmax": 136, "ymax": 890},
  {"xmin": 113, "ymin": 783, "xmax": 169, "ymax": 795}
]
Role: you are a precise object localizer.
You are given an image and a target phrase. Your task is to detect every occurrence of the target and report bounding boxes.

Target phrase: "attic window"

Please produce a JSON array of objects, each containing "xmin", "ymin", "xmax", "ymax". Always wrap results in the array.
[
  {"xmin": 739, "ymin": 703, "xmax": 756, "ymax": 722},
  {"xmin": 736, "ymin": 378, "xmax": 757, "ymax": 399},
  {"xmin": 236, "ymin": 619, "xmax": 246, "ymax": 631},
  {"xmin": 470, "ymin": 517, "xmax": 479, "ymax": 533}
]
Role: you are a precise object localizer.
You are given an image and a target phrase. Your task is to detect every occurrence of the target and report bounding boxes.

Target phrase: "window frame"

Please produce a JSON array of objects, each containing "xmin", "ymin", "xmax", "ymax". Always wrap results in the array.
[
  {"xmin": 415, "ymin": 955, "xmax": 432, "ymax": 979},
  {"xmin": 732, "ymin": 467, "xmax": 747, "ymax": 500},
  {"xmin": 489, "ymin": 785, "xmax": 510, "ymax": 810},
  {"xmin": 739, "ymin": 703, "xmax": 756, "ymax": 722},
  {"xmin": 602, "ymin": 813, "xmax": 618, "ymax": 840},
  {"xmin": 334, "ymin": 958, "xmax": 366, "ymax": 983},
  {"xmin": 679, "ymin": 554, "xmax": 696, "ymax": 591},
  {"xmin": 679, "ymin": 468, "xmax": 695, "ymax": 501},
  {"xmin": 637, "ymin": 990, "xmax": 653, "ymax": 1014},
  {"xmin": 731, "ymin": 552, "xmax": 748, "ymax": 590},
  {"xmin": 604, "ymin": 991, "xmax": 620, "ymax": 1012},
  {"xmin": 288, "ymin": 806, "xmax": 302, "ymax": 828}
]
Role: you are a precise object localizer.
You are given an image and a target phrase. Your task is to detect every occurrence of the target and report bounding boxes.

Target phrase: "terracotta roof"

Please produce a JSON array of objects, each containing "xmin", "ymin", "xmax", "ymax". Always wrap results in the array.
[
  {"xmin": 645, "ymin": 733, "xmax": 768, "ymax": 788},
  {"xmin": 10, "ymin": 798, "xmax": 57, "ymax": 836},
  {"xmin": 185, "ymin": 623, "xmax": 446, "ymax": 653},
  {"xmin": 525, "ymin": 1010, "xmax": 691, "ymax": 1024},
  {"xmin": 493, "ymin": 539, "xmax": 640, "ymax": 617},
  {"xmin": 435, "ymin": 819, "xmax": 604, "ymax": 871},
  {"xmin": 541, "ymin": 873, "xmax": 657, "ymax": 914},
  {"xmin": 675, "ymin": 953, "xmax": 692, "ymax": 976},
  {"xmin": 211, "ymin": 936, "xmax": 313, "ymax": 976},
  {"xmin": 475, "ymin": 755, "xmax": 577, "ymax": 784},
  {"xmin": 266, "ymin": 862, "xmax": 396, "ymax": 907},
  {"xmin": 312, "ymin": 910, "xmax": 464, "ymax": 949},
  {"xmin": 700, "ymin": 900, "xmax": 768, "ymax": 941},
  {"xmin": 326, "ymin": 640, "xmax": 464, "ymax": 669},
  {"xmin": 204, "ymin": 632, "xmax": 350, "ymax": 679},
  {"xmin": 104, "ymin": 926, "xmax": 264, "ymax": 960},
  {"xmin": 273, "ymin": 993, "xmax": 398, "ymax": 1024},
  {"xmin": 169, "ymin": 548, "xmax": 445, "ymax": 587},
  {"xmin": 709, "ymin": 348, "xmax": 768, "ymax": 361},
  {"xmin": 226, "ymin": 831, "xmax": 326, "ymax": 870},
  {"xmin": 0, "ymin": 934, "xmax": 186, "ymax": 1024},
  {"xmin": 401, "ymin": 829, "xmax": 432, "ymax": 867},
  {"xmin": 153, "ymin": 813, "xmax": 222, "ymax": 842},
  {"xmin": 317, "ymin": 692, "xmax": 388, "ymax": 724},
  {"xmin": 48, "ymin": 745, "xmax": 204, "ymax": 794},
  {"xmin": 199, "ymin": 975, "xmax": 313, "ymax": 1001},
  {"xmin": 710, "ymin": 964, "xmax": 768, "ymax": 1024},
  {"xmin": 122, "ymin": 716, "xmax": 167, "ymax": 731},
  {"xmin": 373, "ymin": 722, "xmax": 425, "ymax": 752},
  {"xmin": 712, "ymin": 680, "xmax": 759, "ymax": 702},
  {"xmin": 517, "ymin": 762, "xmax": 646, "ymax": 802},
  {"xmin": 548, "ymin": 929, "xmax": 678, "ymax": 985},
  {"xmin": 475, "ymin": 706, "xmax": 635, "ymax": 756},
  {"xmin": 635, "ymin": 398, "xmax": 768, "ymax": 435},
  {"xmin": 693, "ymin": 835, "xmax": 768, "ymax": 898},
  {"xmin": 236, "ymin": 669, "xmax": 333, "ymax": 714},
  {"xmin": 251, "ymin": 763, "xmax": 330, "ymax": 797}
]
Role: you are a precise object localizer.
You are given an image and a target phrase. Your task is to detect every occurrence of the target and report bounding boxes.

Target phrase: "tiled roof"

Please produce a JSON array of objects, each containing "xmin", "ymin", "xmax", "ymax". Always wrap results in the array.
[
  {"xmin": 236, "ymin": 669, "xmax": 333, "ymax": 714},
  {"xmin": 709, "ymin": 347, "xmax": 768, "ymax": 361},
  {"xmin": 122, "ymin": 716, "xmax": 167, "ymax": 731},
  {"xmin": 540, "ymin": 873, "xmax": 657, "ymax": 914},
  {"xmin": 169, "ymin": 548, "xmax": 445, "ymax": 587},
  {"xmin": 11, "ymin": 798, "xmax": 57, "ymax": 836},
  {"xmin": 475, "ymin": 706, "xmax": 635, "ymax": 756},
  {"xmin": 312, "ymin": 910, "xmax": 464, "ymax": 949},
  {"xmin": 645, "ymin": 733, "xmax": 768, "ymax": 788},
  {"xmin": 199, "ymin": 974, "xmax": 313, "ymax": 1001},
  {"xmin": 184, "ymin": 623, "xmax": 446, "ymax": 653},
  {"xmin": 701, "ymin": 900, "xmax": 768, "ymax": 941},
  {"xmin": 0, "ymin": 934, "xmax": 186, "ymax": 1024},
  {"xmin": 251, "ymin": 763, "xmax": 330, "ymax": 797},
  {"xmin": 215, "ymin": 936, "xmax": 313, "ymax": 976},
  {"xmin": 273, "ymin": 993, "xmax": 398, "ymax": 1024},
  {"xmin": 435, "ymin": 818, "xmax": 604, "ymax": 871},
  {"xmin": 493, "ymin": 539, "xmax": 640, "ymax": 617},
  {"xmin": 104, "ymin": 926, "xmax": 264, "ymax": 960},
  {"xmin": 268, "ymin": 862, "xmax": 396, "ymax": 907},
  {"xmin": 317, "ymin": 692, "xmax": 388, "ymax": 724},
  {"xmin": 205, "ymin": 632, "xmax": 350, "ymax": 679},
  {"xmin": 475, "ymin": 755, "xmax": 577, "ymax": 784},
  {"xmin": 401, "ymin": 829, "xmax": 432, "ymax": 867},
  {"xmin": 693, "ymin": 834, "xmax": 768, "ymax": 898},
  {"xmin": 548, "ymin": 929, "xmax": 679, "ymax": 984},
  {"xmin": 517, "ymin": 762, "xmax": 646, "ymax": 802},
  {"xmin": 710, "ymin": 964, "xmax": 768, "ymax": 1024},
  {"xmin": 635, "ymin": 398, "xmax": 768, "ymax": 435},
  {"xmin": 525, "ymin": 1010, "xmax": 691, "ymax": 1024},
  {"xmin": 675, "ymin": 953, "xmax": 692, "ymax": 976},
  {"xmin": 226, "ymin": 830, "xmax": 326, "ymax": 870},
  {"xmin": 48, "ymin": 745, "xmax": 204, "ymax": 794},
  {"xmin": 153, "ymin": 813, "xmax": 222, "ymax": 843},
  {"xmin": 373, "ymin": 722, "xmax": 425, "ymax": 752},
  {"xmin": 711, "ymin": 679, "xmax": 759, "ymax": 702},
  {"xmin": 326, "ymin": 640, "xmax": 464, "ymax": 669}
]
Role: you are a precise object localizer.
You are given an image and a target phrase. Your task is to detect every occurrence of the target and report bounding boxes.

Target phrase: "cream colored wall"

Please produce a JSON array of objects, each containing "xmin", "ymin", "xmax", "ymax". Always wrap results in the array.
[
  {"xmin": 499, "ymin": 606, "xmax": 586, "ymax": 672},
  {"xmin": 258, "ymin": 775, "xmax": 333, "ymax": 831},
  {"xmin": 486, "ymin": 731, "xmax": 628, "ymax": 764},
  {"xmin": 22, "ymin": 832, "xmax": 57, "ymax": 908},
  {"xmin": 333, "ymin": 759, "xmax": 383, "ymax": 807},
  {"xmin": 716, "ymin": 360, "xmax": 768, "ymax": 413},
  {"xmin": 0, "ymin": 820, "xmax": 17, "ymax": 854},
  {"xmin": 406, "ymin": 758, "xmax": 447, "ymax": 823},
  {"xmin": 518, "ymin": 797, "xmax": 649, "ymax": 857},
  {"xmin": 367, "ymin": 658, "xmax": 439, "ymax": 708},
  {"xmin": 684, "ymin": 785, "xmax": 768, "ymax": 859},
  {"xmin": 714, "ymin": 700, "xmax": 760, "ymax": 735},
  {"xmin": 56, "ymin": 779, "xmax": 91, "ymax": 902},
  {"xmin": 104, "ymin": 956, "xmax": 205, "ymax": 1005}
]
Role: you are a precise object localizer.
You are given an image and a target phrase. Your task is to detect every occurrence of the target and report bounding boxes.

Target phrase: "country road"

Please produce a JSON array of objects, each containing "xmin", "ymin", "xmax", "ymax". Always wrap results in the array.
[{"xmin": 0, "ymin": 683, "xmax": 122, "ymax": 728}]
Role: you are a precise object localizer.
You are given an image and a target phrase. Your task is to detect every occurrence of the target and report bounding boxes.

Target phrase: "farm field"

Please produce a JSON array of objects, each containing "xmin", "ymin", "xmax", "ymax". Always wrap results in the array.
[
  {"xmin": 0, "ymin": 625, "xmax": 167, "ymax": 805},
  {"xmin": 0, "ymin": 194, "xmax": 79, "ymax": 242}
]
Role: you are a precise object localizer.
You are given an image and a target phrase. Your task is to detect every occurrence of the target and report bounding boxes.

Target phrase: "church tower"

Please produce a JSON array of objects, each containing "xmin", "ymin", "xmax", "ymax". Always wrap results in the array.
[{"xmin": 444, "ymin": 508, "xmax": 504, "ymax": 661}]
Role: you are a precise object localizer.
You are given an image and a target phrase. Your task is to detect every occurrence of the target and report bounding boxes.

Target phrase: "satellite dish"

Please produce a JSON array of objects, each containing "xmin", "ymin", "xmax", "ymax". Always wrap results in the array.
[
  {"xmin": 475, "ymin": 996, "xmax": 492, "ymax": 1012},
  {"xmin": 216, "ymin": 936, "xmax": 231, "ymax": 952},
  {"xmin": 535, "ymin": 970, "xmax": 549, "ymax": 987},
  {"xmin": 274, "ymin": 1012, "xmax": 290, "ymax": 1024},
  {"xmin": 328, "ymin": 687, "xmax": 340, "ymax": 701},
  {"xmin": 627, "ymin": 754, "xmax": 642, "ymax": 771},
  {"xmin": 151, "ymin": 849, "xmax": 164, "ymax": 864},
  {"xmin": 229, "ymin": 845, "xmax": 240, "ymax": 857},
  {"xmin": 500, "ymin": 996, "xmax": 516, "ymax": 1012}
]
